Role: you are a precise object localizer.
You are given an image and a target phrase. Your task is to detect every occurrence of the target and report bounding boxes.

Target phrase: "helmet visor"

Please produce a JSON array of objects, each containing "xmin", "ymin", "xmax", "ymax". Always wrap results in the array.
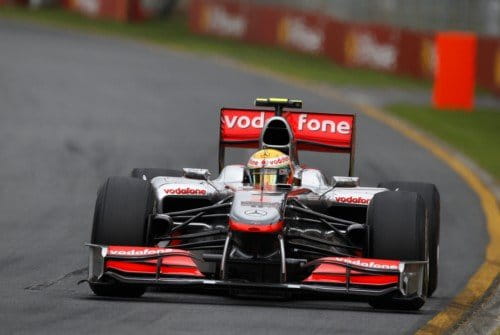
[{"xmin": 250, "ymin": 168, "xmax": 291, "ymax": 187}]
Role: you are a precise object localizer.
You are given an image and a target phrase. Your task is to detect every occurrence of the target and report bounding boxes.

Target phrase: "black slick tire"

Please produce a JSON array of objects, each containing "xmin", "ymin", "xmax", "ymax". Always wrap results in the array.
[
  {"xmin": 90, "ymin": 176, "xmax": 154, "ymax": 297},
  {"xmin": 379, "ymin": 181, "xmax": 440, "ymax": 297},
  {"xmin": 367, "ymin": 191, "xmax": 428, "ymax": 310}
]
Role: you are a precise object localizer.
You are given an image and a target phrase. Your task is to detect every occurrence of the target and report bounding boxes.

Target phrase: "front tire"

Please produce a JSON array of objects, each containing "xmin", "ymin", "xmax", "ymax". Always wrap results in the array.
[
  {"xmin": 367, "ymin": 191, "xmax": 428, "ymax": 310},
  {"xmin": 379, "ymin": 181, "xmax": 440, "ymax": 297},
  {"xmin": 90, "ymin": 176, "xmax": 155, "ymax": 297}
]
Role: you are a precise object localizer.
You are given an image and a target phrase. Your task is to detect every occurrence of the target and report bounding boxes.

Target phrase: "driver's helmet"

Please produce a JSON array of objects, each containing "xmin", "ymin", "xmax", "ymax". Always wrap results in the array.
[{"xmin": 247, "ymin": 149, "xmax": 293, "ymax": 187}]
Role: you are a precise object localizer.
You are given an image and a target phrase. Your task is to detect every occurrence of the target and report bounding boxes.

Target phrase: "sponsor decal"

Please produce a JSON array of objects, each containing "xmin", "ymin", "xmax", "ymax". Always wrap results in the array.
[
  {"xmin": 164, "ymin": 186, "xmax": 207, "ymax": 196},
  {"xmin": 335, "ymin": 196, "xmax": 370, "ymax": 204},
  {"xmin": 495, "ymin": 47, "xmax": 500, "ymax": 87},
  {"xmin": 268, "ymin": 157, "xmax": 289, "ymax": 165},
  {"xmin": 223, "ymin": 112, "xmax": 351, "ymax": 135},
  {"xmin": 223, "ymin": 111, "xmax": 266, "ymax": 129},
  {"xmin": 244, "ymin": 209, "xmax": 268, "ymax": 217},
  {"xmin": 108, "ymin": 248, "xmax": 176, "ymax": 256},
  {"xmin": 277, "ymin": 16, "xmax": 324, "ymax": 53},
  {"xmin": 345, "ymin": 31, "xmax": 397, "ymax": 70},
  {"xmin": 247, "ymin": 156, "xmax": 290, "ymax": 169},
  {"xmin": 297, "ymin": 114, "xmax": 351, "ymax": 134},
  {"xmin": 331, "ymin": 257, "xmax": 399, "ymax": 270},
  {"xmin": 248, "ymin": 158, "xmax": 260, "ymax": 166},
  {"xmin": 201, "ymin": 4, "xmax": 247, "ymax": 38},
  {"xmin": 75, "ymin": 0, "xmax": 99, "ymax": 15}
]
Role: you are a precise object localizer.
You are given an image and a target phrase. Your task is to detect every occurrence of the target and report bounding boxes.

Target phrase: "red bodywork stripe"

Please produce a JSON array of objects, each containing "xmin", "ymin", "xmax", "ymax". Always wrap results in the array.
[
  {"xmin": 304, "ymin": 273, "xmax": 399, "ymax": 285},
  {"xmin": 104, "ymin": 246, "xmax": 204, "ymax": 278},
  {"xmin": 106, "ymin": 260, "xmax": 204, "ymax": 277},
  {"xmin": 302, "ymin": 259, "xmax": 400, "ymax": 286},
  {"xmin": 229, "ymin": 219, "xmax": 284, "ymax": 233}
]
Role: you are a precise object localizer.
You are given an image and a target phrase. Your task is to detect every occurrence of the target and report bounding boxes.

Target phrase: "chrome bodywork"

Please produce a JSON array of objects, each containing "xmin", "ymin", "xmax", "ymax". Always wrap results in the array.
[
  {"xmin": 229, "ymin": 190, "xmax": 284, "ymax": 225},
  {"xmin": 152, "ymin": 165, "xmax": 386, "ymax": 214}
]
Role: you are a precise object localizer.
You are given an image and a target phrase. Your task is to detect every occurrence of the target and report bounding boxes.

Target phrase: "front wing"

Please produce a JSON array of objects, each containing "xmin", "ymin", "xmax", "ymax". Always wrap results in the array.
[{"xmin": 87, "ymin": 245, "xmax": 427, "ymax": 299}]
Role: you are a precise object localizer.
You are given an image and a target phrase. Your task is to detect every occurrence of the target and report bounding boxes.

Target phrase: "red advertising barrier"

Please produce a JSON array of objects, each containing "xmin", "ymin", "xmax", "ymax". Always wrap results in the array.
[
  {"xmin": 61, "ymin": 0, "xmax": 162, "ymax": 22},
  {"xmin": 189, "ymin": 0, "xmax": 250, "ymax": 40},
  {"xmin": 433, "ymin": 32, "xmax": 477, "ymax": 110},
  {"xmin": 0, "ymin": 0, "xmax": 28, "ymax": 5},
  {"xmin": 131, "ymin": 0, "xmax": 169, "ymax": 21},
  {"xmin": 6, "ymin": 0, "xmax": 497, "ymax": 96},
  {"xmin": 324, "ymin": 19, "xmax": 348, "ymax": 65},
  {"xmin": 246, "ymin": 4, "xmax": 281, "ymax": 46},
  {"xmin": 62, "ymin": 0, "xmax": 102, "ymax": 17},
  {"xmin": 477, "ymin": 36, "xmax": 500, "ymax": 95},
  {"xmin": 398, "ymin": 29, "xmax": 435, "ymax": 79},
  {"xmin": 275, "ymin": 8, "xmax": 328, "ymax": 55},
  {"xmin": 188, "ymin": 0, "xmax": 500, "ymax": 96},
  {"xmin": 342, "ymin": 23, "xmax": 400, "ymax": 72},
  {"xmin": 99, "ymin": 0, "xmax": 130, "ymax": 21}
]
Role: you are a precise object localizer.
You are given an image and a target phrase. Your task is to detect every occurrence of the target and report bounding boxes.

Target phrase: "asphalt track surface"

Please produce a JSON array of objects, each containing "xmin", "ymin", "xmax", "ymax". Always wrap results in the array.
[{"xmin": 0, "ymin": 20, "xmax": 488, "ymax": 334}]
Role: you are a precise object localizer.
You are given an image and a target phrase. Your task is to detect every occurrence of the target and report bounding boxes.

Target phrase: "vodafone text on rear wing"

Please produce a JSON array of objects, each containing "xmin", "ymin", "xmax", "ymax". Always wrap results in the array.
[{"xmin": 219, "ymin": 108, "xmax": 356, "ymax": 175}]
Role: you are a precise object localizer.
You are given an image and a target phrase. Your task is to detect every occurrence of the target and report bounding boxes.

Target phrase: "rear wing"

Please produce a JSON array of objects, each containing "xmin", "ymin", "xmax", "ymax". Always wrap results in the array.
[{"xmin": 219, "ymin": 103, "xmax": 356, "ymax": 176}]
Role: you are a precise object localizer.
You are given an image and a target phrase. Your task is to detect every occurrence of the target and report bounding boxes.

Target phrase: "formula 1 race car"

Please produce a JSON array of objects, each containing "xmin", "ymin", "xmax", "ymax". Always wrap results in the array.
[{"xmin": 87, "ymin": 98, "xmax": 440, "ymax": 310}]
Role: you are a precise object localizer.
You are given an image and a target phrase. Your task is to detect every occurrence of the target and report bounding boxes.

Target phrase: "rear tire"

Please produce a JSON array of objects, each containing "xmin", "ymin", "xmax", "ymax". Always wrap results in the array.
[
  {"xmin": 131, "ymin": 168, "xmax": 183, "ymax": 180},
  {"xmin": 90, "ymin": 176, "xmax": 155, "ymax": 297},
  {"xmin": 367, "ymin": 191, "xmax": 428, "ymax": 310},
  {"xmin": 379, "ymin": 181, "xmax": 440, "ymax": 297}
]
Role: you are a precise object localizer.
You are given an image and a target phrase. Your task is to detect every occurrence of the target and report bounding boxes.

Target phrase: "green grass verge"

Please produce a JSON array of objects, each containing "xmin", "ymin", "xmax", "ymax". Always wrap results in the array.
[
  {"xmin": 386, "ymin": 104, "xmax": 500, "ymax": 180},
  {"xmin": 0, "ymin": 5, "xmax": 429, "ymax": 88}
]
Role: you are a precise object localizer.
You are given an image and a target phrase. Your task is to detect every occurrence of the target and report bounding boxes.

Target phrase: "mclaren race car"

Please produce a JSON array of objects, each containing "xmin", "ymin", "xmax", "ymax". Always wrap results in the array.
[{"xmin": 87, "ymin": 98, "xmax": 440, "ymax": 310}]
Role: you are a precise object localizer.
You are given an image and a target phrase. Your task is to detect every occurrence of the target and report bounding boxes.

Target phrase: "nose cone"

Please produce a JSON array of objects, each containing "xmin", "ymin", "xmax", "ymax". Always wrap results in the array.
[
  {"xmin": 233, "ymin": 205, "xmax": 280, "ymax": 224},
  {"xmin": 229, "ymin": 190, "xmax": 285, "ymax": 233}
]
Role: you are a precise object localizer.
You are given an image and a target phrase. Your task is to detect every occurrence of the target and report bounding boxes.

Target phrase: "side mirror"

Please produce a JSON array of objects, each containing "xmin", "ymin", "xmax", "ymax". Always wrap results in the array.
[
  {"xmin": 183, "ymin": 168, "xmax": 211, "ymax": 180},
  {"xmin": 332, "ymin": 176, "xmax": 360, "ymax": 187}
]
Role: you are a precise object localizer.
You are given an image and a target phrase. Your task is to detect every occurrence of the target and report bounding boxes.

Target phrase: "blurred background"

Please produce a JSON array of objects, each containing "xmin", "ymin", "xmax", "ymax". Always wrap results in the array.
[
  {"xmin": 4, "ymin": 0, "xmax": 499, "ymax": 96},
  {"xmin": 256, "ymin": 0, "xmax": 500, "ymax": 35},
  {"xmin": 17, "ymin": 0, "xmax": 500, "ymax": 35}
]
